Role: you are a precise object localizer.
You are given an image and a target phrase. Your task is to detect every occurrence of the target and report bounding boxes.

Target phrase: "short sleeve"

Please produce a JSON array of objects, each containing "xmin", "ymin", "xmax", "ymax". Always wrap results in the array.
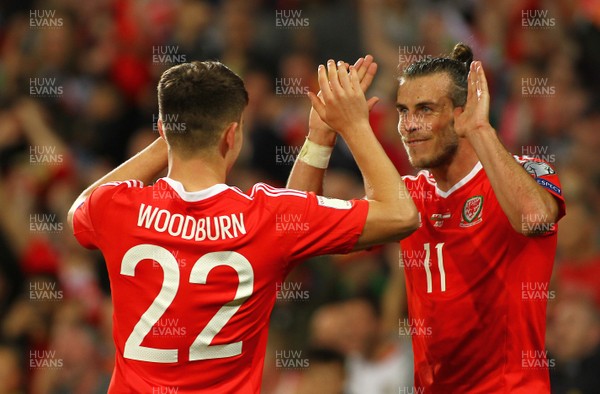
[
  {"xmin": 518, "ymin": 157, "xmax": 566, "ymax": 221},
  {"xmin": 254, "ymin": 184, "xmax": 368, "ymax": 263},
  {"xmin": 72, "ymin": 194, "xmax": 96, "ymax": 249},
  {"xmin": 72, "ymin": 181, "xmax": 143, "ymax": 249}
]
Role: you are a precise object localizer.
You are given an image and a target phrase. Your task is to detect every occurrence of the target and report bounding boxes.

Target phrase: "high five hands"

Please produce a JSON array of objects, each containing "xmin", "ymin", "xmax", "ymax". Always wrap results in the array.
[{"xmin": 308, "ymin": 58, "xmax": 380, "ymax": 137}]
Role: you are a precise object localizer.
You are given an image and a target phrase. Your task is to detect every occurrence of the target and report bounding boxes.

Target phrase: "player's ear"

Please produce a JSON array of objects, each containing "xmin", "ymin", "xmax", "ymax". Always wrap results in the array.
[
  {"xmin": 157, "ymin": 118, "xmax": 167, "ymax": 141},
  {"xmin": 222, "ymin": 122, "xmax": 239, "ymax": 155}
]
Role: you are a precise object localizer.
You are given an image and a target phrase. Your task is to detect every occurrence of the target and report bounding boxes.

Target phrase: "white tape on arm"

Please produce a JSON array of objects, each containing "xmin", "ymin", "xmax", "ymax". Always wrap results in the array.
[{"xmin": 298, "ymin": 138, "xmax": 334, "ymax": 169}]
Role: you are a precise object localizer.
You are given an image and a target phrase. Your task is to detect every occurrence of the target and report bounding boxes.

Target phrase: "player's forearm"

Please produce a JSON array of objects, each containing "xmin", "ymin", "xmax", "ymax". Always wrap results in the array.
[
  {"xmin": 344, "ymin": 123, "xmax": 417, "ymax": 227},
  {"xmin": 467, "ymin": 126, "xmax": 558, "ymax": 235},
  {"xmin": 346, "ymin": 124, "xmax": 400, "ymax": 200},
  {"xmin": 286, "ymin": 161, "xmax": 325, "ymax": 194},
  {"xmin": 286, "ymin": 128, "xmax": 336, "ymax": 193},
  {"xmin": 67, "ymin": 137, "xmax": 168, "ymax": 228}
]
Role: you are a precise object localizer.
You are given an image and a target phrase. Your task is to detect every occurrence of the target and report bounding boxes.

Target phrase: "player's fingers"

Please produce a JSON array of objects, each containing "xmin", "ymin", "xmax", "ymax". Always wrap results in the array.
[
  {"xmin": 465, "ymin": 62, "xmax": 476, "ymax": 109},
  {"xmin": 356, "ymin": 55, "xmax": 372, "ymax": 81},
  {"xmin": 349, "ymin": 66, "xmax": 362, "ymax": 92},
  {"xmin": 354, "ymin": 57, "xmax": 364, "ymax": 70},
  {"xmin": 308, "ymin": 91, "xmax": 327, "ymax": 120},
  {"xmin": 359, "ymin": 62, "xmax": 378, "ymax": 93},
  {"xmin": 337, "ymin": 61, "xmax": 352, "ymax": 90},
  {"xmin": 475, "ymin": 61, "xmax": 489, "ymax": 100},
  {"xmin": 327, "ymin": 59, "xmax": 342, "ymax": 94},
  {"xmin": 475, "ymin": 62, "xmax": 483, "ymax": 103},
  {"xmin": 367, "ymin": 96, "xmax": 380, "ymax": 111},
  {"xmin": 317, "ymin": 64, "xmax": 333, "ymax": 102}
]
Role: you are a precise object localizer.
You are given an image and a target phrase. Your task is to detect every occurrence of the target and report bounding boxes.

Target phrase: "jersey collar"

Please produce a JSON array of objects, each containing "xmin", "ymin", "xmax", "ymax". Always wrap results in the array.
[
  {"xmin": 160, "ymin": 177, "xmax": 230, "ymax": 202},
  {"xmin": 434, "ymin": 161, "xmax": 483, "ymax": 198}
]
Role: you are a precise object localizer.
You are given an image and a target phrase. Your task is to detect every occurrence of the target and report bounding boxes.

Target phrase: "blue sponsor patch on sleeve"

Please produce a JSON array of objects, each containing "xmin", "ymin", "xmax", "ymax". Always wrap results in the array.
[{"xmin": 535, "ymin": 178, "xmax": 561, "ymax": 195}]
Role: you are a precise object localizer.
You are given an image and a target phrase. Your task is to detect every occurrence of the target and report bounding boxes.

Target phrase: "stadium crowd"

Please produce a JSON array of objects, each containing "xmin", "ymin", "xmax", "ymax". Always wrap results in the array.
[{"xmin": 0, "ymin": 0, "xmax": 599, "ymax": 393}]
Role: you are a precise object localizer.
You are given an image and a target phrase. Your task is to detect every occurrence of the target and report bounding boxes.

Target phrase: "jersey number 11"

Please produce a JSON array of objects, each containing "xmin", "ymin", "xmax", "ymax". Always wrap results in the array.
[{"xmin": 423, "ymin": 242, "xmax": 446, "ymax": 293}]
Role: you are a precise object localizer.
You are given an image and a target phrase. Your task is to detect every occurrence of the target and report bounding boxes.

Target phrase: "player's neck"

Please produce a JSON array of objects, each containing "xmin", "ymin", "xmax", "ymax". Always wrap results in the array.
[
  {"xmin": 429, "ymin": 142, "xmax": 479, "ymax": 192},
  {"xmin": 167, "ymin": 154, "xmax": 227, "ymax": 191}
]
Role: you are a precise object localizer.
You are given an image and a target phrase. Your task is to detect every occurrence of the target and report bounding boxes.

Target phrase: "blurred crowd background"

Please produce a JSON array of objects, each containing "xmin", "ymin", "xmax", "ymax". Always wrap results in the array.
[{"xmin": 0, "ymin": 0, "xmax": 599, "ymax": 393}]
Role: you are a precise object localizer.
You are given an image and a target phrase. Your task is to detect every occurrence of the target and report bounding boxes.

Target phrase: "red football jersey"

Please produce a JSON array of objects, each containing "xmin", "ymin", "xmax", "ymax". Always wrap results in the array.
[
  {"xmin": 73, "ymin": 178, "xmax": 368, "ymax": 393},
  {"xmin": 400, "ymin": 157, "xmax": 565, "ymax": 393}
]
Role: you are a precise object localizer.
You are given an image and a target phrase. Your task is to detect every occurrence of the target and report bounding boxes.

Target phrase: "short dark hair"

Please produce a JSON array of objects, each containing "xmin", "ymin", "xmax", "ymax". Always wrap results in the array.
[
  {"xmin": 157, "ymin": 61, "xmax": 249, "ymax": 156},
  {"xmin": 399, "ymin": 43, "xmax": 474, "ymax": 107}
]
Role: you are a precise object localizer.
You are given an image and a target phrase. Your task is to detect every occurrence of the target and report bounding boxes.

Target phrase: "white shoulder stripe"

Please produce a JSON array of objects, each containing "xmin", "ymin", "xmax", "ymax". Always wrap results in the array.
[
  {"xmin": 251, "ymin": 183, "xmax": 307, "ymax": 198},
  {"xmin": 99, "ymin": 180, "xmax": 144, "ymax": 188},
  {"xmin": 256, "ymin": 183, "xmax": 295, "ymax": 194},
  {"xmin": 230, "ymin": 187, "xmax": 253, "ymax": 200},
  {"xmin": 225, "ymin": 183, "xmax": 308, "ymax": 200}
]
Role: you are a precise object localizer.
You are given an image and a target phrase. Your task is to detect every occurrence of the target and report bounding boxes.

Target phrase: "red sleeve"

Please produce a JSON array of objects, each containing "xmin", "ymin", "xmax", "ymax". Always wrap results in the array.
[
  {"xmin": 517, "ymin": 156, "xmax": 566, "ymax": 221},
  {"xmin": 291, "ymin": 193, "xmax": 368, "ymax": 260},
  {"xmin": 251, "ymin": 184, "xmax": 368, "ymax": 265},
  {"xmin": 73, "ymin": 194, "xmax": 96, "ymax": 249},
  {"xmin": 72, "ymin": 181, "xmax": 142, "ymax": 249}
]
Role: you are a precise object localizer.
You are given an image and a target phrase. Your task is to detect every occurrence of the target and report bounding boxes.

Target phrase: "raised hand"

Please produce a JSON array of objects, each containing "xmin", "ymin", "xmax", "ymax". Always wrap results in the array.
[
  {"xmin": 454, "ymin": 61, "xmax": 492, "ymax": 138},
  {"xmin": 308, "ymin": 60, "xmax": 377, "ymax": 137},
  {"xmin": 308, "ymin": 55, "xmax": 379, "ymax": 134}
]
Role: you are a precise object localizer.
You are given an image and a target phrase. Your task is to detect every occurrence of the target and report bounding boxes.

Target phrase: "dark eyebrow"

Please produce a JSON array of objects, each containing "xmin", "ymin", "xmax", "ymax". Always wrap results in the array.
[{"xmin": 395, "ymin": 101, "xmax": 438, "ymax": 109}]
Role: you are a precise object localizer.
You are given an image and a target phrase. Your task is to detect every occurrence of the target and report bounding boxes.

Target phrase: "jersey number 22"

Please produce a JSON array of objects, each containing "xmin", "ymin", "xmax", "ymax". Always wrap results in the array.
[{"xmin": 120, "ymin": 244, "xmax": 254, "ymax": 363}]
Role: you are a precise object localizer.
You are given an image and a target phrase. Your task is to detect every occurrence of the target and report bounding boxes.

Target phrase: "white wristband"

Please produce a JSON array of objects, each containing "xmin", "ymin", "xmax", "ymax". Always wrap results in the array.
[{"xmin": 298, "ymin": 138, "xmax": 333, "ymax": 169}]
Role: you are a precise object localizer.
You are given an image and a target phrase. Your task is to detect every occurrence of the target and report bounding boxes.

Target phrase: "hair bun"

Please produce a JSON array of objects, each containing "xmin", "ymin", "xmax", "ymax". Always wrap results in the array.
[{"xmin": 451, "ymin": 43, "xmax": 473, "ymax": 67}]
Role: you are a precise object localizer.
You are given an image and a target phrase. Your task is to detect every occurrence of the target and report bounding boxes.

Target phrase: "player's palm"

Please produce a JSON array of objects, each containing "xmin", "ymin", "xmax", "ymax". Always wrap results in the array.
[{"xmin": 454, "ymin": 61, "xmax": 491, "ymax": 138}]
